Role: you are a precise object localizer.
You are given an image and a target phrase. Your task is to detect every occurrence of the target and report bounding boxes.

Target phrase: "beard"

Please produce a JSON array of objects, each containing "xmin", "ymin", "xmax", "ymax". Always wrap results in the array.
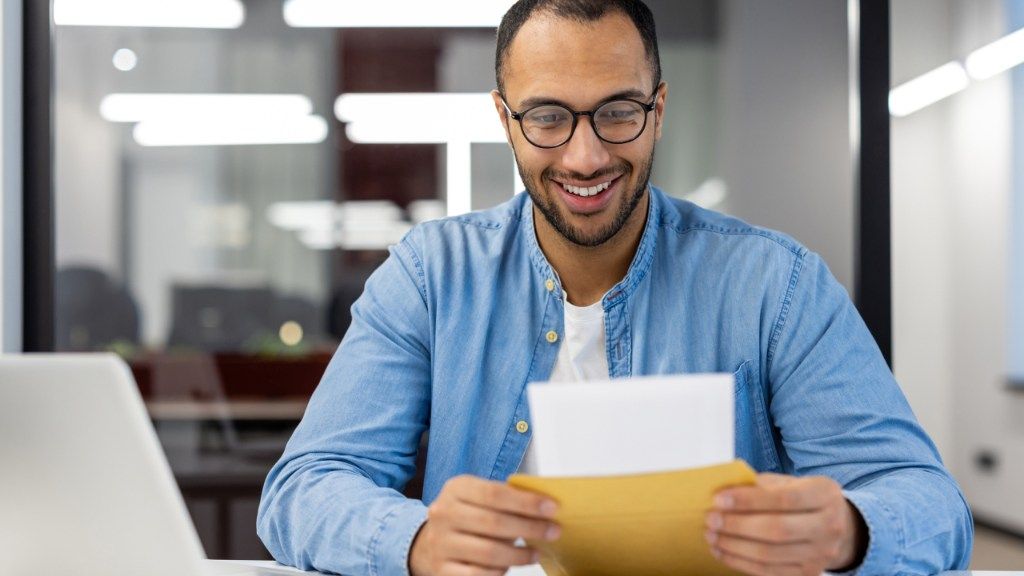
[{"xmin": 515, "ymin": 149, "xmax": 655, "ymax": 248}]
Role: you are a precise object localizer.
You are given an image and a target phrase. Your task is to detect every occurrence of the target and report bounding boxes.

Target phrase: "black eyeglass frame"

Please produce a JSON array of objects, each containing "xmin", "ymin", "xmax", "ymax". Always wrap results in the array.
[{"xmin": 501, "ymin": 94, "xmax": 658, "ymax": 149}]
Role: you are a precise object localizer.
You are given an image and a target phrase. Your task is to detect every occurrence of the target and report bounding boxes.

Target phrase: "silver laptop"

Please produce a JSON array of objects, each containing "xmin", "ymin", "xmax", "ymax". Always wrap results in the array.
[{"xmin": 0, "ymin": 353, "xmax": 304, "ymax": 576}]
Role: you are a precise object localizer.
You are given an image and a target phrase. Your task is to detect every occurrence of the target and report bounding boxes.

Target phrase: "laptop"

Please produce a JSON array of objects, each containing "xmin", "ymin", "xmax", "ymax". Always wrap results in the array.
[{"xmin": 0, "ymin": 353, "xmax": 310, "ymax": 576}]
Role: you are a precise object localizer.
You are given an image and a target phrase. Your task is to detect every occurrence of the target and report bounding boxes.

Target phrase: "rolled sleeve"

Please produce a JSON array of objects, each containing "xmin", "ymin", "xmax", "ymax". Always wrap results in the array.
[
  {"xmin": 841, "ymin": 489, "xmax": 902, "ymax": 576},
  {"xmin": 258, "ymin": 236, "xmax": 434, "ymax": 576},
  {"xmin": 766, "ymin": 251, "xmax": 973, "ymax": 574},
  {"xmin": 370, "ymin": 500, "xmax": 429, "ymax": 576}
]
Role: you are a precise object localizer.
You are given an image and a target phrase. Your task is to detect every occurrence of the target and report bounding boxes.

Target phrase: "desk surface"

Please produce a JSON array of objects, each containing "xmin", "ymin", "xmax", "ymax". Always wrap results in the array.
[
  {"xmin": 211, "ymin": 560, "xmax": 547, "ymax": 575},
  {"xmin": 147, "ymin": 399, "xmax": 308, "ymax": 420},
  {"xmin": 212, "ymin": 560, "xmax": 1022, "ymax": 576}
]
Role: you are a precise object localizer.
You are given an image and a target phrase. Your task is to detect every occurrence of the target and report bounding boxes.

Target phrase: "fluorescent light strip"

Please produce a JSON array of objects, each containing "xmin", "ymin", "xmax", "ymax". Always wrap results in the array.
[
  {"xmin": 335, "ymin": 93, "xmax": 505, "ymax": 143},
  {"xmin": 888, "ymin": 62, "xmax": 969, "ymax": 118},
  {"xmin": 133, "ymin": 115, "xmax": 328, "ymax": 146},
  {"xmin": 447, "ymin": 142, "xmax": 472, "ymax": 216},
  {"xmin": 101, "ymin": 94, "xmax": 314, "ymax": 123},
  {"xmin": 335, "ymin": 224, "xmax": 412, "ymax": 250},
  {"xmin": 266, "ymin": 201, "xmax": 336, "ymax": 232},
  {"xmin": 335, "ymin": 92, "xmax": 516, "ymax": 216},
  {"xmin": 966, "ymin": 26, "xmax": 1024, "ymax": 80},
  {"xmin": 683, "ymin": 178, "xmax": 728, "ymax": 209},
  {"xmin": 268, "ymin": 200, "xmax": 415, "ymax": 250},
  {"xmin": 284, "ymin": 0, "xmax": 516, "ymax": 28},
  {"xmin": 54, "ymin": 0, "xmax": 244, "ymax": 28}
]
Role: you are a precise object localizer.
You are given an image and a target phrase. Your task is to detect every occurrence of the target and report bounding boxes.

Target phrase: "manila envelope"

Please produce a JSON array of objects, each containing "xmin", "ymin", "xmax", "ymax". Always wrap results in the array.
[{"xmin": 508, "ymin": 460, "xmax": 757, "ymax": 576}]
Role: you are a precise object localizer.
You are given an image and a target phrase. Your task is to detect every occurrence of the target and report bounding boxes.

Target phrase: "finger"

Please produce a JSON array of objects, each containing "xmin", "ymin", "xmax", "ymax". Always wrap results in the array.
[
  {"xmin": 707, "ymin": 530, "xmax": 822, "ymax": 564},
  {"xmin": 446, "ymin": 532, "xmax": 538, "ymax": 568},
  {"xmin": 715, "ymin": 476, "xmax": 839, "ymax": 513},
  {"xmin": 712, "ymin": 549, "xmax": 806, "ymax": 576},
  {"xmin": 448, "ymin": 500, "xmax": 560, "ymax": 542},
  {"xmin": 706, "ymin": 510, "xmax": 828, "ymax": 544},
  {"xmin": 438, "ymin": 561, "xmax": 507, "ymax": 576},
  {"xmin": 755, "ymin": 473, "xmax": 791, "ymax": 488},
  {"xmin": 451, "ymin": 476, "xmax": 558, "ymax": 519}
]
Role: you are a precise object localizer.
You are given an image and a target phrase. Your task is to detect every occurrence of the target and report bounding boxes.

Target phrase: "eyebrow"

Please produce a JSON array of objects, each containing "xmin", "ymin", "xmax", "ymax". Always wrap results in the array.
[{"xmin": 516, "ymin": 88, "xmax": 649, "ymax": 110}]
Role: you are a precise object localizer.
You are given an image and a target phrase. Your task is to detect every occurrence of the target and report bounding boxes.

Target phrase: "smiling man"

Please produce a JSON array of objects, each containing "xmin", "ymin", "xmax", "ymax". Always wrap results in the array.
[{"xmin": 257, "ymin": 2, "xmax": 973, "ymax": 576}]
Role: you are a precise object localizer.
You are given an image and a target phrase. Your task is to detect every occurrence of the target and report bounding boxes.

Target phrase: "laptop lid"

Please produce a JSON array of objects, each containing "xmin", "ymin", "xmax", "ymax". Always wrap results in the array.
[{"xmin": 0, "ymin": 353, "xmax": 208, "ymax": 576}]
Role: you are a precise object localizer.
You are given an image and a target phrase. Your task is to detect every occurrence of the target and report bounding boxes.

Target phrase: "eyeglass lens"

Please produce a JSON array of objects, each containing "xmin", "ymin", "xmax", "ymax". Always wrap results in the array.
[{"xmin": 520, "ymin": 100, "xmax": 648, "ymax": 147}]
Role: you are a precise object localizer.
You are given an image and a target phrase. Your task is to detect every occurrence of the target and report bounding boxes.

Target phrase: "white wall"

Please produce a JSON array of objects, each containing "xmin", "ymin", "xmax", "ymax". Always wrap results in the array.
[
  {"xmin": 718, "ymin": 0, "xmax": 855, "ymax": 291},
  {"xmin": 942, "ymin": 2, "xmax": 1021, "ymax": 530},
  {"xmin": 891, "ymin": 0, "xmax": 958, "ymax": 461},
  {"xmin": 893, "ymin": 0, "xmax": 1024, "ymax": 531}
]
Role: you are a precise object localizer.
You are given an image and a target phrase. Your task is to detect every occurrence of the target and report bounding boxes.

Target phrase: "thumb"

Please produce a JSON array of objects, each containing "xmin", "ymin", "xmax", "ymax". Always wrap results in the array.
[{"xmin": 755, "ymin": 473, "xmax": 792, "ymax": 488}]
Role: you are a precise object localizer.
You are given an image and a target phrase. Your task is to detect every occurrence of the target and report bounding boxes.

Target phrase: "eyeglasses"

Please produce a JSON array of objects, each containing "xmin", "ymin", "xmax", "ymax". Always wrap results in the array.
[{"xmin": 501, "ymin": 95, "xmax": 657, "ymax": 149}]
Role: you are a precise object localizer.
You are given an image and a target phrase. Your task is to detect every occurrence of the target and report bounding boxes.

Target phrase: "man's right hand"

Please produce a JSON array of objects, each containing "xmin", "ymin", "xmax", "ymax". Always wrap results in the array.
[{"xmin": 408, "ymin": 475, "xmax": 562, "ymax": 576}]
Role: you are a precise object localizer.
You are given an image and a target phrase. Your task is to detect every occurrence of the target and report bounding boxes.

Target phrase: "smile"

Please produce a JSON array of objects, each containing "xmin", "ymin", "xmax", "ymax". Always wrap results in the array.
[{"xmin": 560, "ymin": 180, "xmax": 613, "ymax": 197}]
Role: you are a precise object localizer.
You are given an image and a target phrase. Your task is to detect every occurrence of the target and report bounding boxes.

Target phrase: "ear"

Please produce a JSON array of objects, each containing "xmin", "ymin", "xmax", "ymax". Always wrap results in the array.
[
  {"xmin": 653, "ymin": 81, "xmax": 668, "ymax": 141},
  {"xmin": 491, "ymin": 89, "xmax": 515, "ymax": 149}
]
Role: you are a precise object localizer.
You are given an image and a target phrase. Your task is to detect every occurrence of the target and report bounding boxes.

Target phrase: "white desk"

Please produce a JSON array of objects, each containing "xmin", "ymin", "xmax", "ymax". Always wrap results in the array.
[
  {"xmin": 212, "ymin": 560, "xmax": 1023, "ymax": 576},
  {"xmin": 209, "ymin": 560, "xmax": 547, "ymax": 575}
]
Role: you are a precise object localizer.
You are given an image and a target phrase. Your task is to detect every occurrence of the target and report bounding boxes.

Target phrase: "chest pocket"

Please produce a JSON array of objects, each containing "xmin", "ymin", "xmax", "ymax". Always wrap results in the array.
[{"xmin": 733, "ymin": 360, "xmax": 781, "ymax": 472}]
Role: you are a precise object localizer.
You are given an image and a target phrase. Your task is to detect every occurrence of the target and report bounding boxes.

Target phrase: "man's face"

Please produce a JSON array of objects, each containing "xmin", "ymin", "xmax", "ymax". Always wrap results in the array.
[{"xmin": 493, "ymin": 11, "xmax": 666, "ymax": 247}]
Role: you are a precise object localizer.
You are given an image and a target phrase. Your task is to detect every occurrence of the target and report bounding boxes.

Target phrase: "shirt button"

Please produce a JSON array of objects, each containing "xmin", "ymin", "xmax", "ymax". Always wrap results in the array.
[
  {"xmin": 516, "ymin": 420, "xmax": 529, "ymax": 434},
  {"xmin": 545, "ymin": 278, "xmax": 555, "ymax": 292},
  {"xmin": 546, "ymin": 330, "xmax": 558, "ymax": 343}
]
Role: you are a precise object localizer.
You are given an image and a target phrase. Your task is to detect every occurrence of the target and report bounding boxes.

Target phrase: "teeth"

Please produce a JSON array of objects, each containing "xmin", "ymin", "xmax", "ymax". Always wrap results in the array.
[{"xmin": 563, "ymin": 180, "xmax": 612, "ymax": 197}]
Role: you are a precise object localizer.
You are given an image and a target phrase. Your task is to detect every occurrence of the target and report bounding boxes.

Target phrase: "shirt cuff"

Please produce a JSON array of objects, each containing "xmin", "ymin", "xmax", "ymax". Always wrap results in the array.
[
  {"xmin": 840, "ymin": 489, "xmax": 903, "ymax": 576},
  {"xmin": 368, "ymin": 498, "xmax": 429, "ymax": 576}
]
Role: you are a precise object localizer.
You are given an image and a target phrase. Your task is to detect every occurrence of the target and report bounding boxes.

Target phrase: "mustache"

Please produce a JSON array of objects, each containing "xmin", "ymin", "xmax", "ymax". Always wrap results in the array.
[{"xmin": 543, "ymin": 163, "xmax": 629, "ymax": 183}]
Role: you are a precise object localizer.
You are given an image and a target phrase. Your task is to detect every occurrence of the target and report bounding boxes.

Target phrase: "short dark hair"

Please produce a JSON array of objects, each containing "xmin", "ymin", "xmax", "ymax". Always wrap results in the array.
[{"xmin": 495, "ymin": 0, "xmax": 662, "ymax": 96}]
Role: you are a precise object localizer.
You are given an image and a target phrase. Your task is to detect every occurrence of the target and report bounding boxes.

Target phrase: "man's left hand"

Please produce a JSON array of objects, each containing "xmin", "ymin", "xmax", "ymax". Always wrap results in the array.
[{"xmin": 705, "ymin": 473, "xmax": 867, "ymax": 576}]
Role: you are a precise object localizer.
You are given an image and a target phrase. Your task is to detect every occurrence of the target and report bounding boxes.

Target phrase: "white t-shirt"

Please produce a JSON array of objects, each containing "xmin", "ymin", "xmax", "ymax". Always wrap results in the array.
[{"xmin": 517, "ymin": 295, "xmax": 610, "ymax": 474}]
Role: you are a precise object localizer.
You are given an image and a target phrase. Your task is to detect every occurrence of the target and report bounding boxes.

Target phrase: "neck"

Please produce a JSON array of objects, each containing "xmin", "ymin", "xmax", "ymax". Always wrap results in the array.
[{"xmin": 534, "ymin": 191, "xmax": 650, "ymax": 307}]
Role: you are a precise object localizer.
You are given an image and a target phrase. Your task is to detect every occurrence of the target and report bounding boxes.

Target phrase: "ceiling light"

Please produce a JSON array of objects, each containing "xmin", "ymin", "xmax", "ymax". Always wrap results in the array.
[
  {"xmin": 54, "ymin": 0, "xmax": 244, "ymax": 28},
  {"xmin": 888, "ymin": 62, "xmax": 969, "ymax": 117},
  {"xmin": 335, "ymin": 93, "xmax": 505, "ymax": 143},
  {"xmin": 266, "ymin": 201, "xmax": 336, "ymax": 232},
  {"xmin": 112, "ymin": 48, "xmax": 137, "ymax": 71},
  {"xmin": 284, "ymin": 0, "xmax": 515, "ymax": 28},
  {"xmin": 267, "ymin": 200, "xmax": 414, "ymax": 250},
  {"xmin": 334, "ymin": 224, "xmax": 413, "ymax": 250},
  {"xmin": 965, "ymin": 26, "xmax": 1024, "ymax": 80},
  {"xmin": 335, "ymin": 92, "xmax": 512, "ymax": 216},
  {"xmin": 133, "ymin": 115, "xmax": 328, "ymax": 146},
  {"xmin": 101, "ymin": 93, "xmax": 314, "ymax": 123},
  {"xmin": 683, "ymin": 178, "xmax": 728, "ymax": 209}
]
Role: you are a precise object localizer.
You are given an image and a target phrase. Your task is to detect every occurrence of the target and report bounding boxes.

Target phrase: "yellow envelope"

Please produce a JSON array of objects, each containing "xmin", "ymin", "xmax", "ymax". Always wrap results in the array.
[{"xmin": 508, "ymin": 459, "xmax": 757, "ymax": 576}]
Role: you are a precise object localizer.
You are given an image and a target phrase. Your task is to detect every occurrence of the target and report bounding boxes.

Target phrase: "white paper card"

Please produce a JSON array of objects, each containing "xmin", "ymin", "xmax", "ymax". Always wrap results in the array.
[{"xmin": 526, "ymin": 373, "xmax": 734, "ymax": 477}]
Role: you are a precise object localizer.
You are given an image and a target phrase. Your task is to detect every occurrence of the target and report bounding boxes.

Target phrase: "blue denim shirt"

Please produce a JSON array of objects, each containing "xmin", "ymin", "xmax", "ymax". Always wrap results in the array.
[{"xmin": 258, "ymin": 187, "xmax": 973, "ymax": 576}]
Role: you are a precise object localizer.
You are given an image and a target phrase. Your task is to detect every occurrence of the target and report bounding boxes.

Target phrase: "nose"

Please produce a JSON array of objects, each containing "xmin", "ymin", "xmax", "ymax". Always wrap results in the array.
[{"xmin": 560, "ymin": 116, "xmax": 612, "ymax": 177}]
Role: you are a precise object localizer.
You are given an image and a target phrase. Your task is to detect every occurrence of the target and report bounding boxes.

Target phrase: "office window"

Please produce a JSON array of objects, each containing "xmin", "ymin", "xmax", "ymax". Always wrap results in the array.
[{"xmin": 50, "ymin": 0, "xmax": 865, "ymax": 558}]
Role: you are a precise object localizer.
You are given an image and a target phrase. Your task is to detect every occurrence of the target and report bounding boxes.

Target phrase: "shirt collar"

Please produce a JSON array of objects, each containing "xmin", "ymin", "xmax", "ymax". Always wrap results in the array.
[{"xmin": 521, "ymin": 184, "xmax": 663, "ymax": 309}]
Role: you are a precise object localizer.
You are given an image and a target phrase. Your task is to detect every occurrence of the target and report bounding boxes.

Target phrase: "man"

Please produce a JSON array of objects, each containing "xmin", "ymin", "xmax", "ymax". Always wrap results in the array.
[{"xmin": 258, "ymin": 1, "xmax": 973, "ymax": 575}]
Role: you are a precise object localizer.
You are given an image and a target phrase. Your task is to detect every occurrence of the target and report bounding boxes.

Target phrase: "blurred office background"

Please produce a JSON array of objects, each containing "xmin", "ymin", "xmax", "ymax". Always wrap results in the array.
[{"xmin": 0, "ymin": 0, "xmax": 1021, "ymax": 567}]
